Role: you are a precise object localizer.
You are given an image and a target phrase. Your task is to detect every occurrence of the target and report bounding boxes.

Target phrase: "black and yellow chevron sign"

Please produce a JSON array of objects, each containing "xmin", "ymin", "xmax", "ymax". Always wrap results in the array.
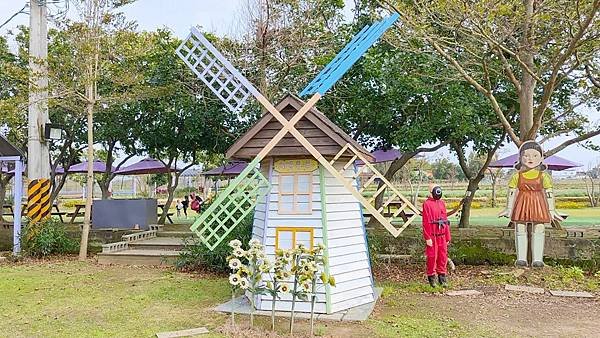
[{"xmin": 27, "ymin": 178, "xmax": 51, "ymax": 223}]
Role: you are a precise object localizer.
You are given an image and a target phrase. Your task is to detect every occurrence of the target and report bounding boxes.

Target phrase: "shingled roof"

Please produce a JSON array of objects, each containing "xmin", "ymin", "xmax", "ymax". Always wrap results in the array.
[
  {"xmin": 0, "ymin": 135, "xmax": 25, "ymax": 158},
  {"xmin": 226, "ymin": 94, "xmax": 374, "ymax": 162}
]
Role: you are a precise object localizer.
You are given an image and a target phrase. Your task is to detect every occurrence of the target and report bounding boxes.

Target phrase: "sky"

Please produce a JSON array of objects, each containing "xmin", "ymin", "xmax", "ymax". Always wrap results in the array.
[{"xmin": 1, "ymin": 0, "xmax": 598, "ymax": 169}]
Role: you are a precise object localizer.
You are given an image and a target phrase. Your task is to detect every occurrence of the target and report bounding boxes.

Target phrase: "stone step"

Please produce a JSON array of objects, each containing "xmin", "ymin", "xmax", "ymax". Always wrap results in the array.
[
  {"xmin": 97, "ymin": 249, "xmax": 181, "ymax": 266},
  {"xmin": 161, "ymin": 224, "xmax": 194, "ymax": 232},
  {"xmin": 129, "ymin": 237, "xmax": 187, "ymax": 251},
  {"xmin": 157, "ymin": 231, "xmax": 195, "ymax": 238}
]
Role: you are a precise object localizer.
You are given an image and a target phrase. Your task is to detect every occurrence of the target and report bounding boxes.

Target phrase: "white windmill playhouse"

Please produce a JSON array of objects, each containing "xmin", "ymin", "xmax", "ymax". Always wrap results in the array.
[{"xmin": 177, "ymin": 13, "xmax": 419, "ymax": 314}]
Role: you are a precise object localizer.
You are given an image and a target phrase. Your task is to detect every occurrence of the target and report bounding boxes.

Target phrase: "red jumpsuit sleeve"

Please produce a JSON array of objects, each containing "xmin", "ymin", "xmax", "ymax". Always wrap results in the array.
[
  {"xmin": 422, "ymin": 201, "xmax": 432, "ymax": 241},
  {"xmin": 441, "ymin": 200, "xmax": 451, "ymax": 242}
]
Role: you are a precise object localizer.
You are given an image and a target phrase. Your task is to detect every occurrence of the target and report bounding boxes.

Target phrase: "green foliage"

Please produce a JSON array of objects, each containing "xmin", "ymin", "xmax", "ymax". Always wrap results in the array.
[
  {"xmin": 20, "ymin": 218, "xmax": 78, "ymax": 257},
  {"xmin": 557, "ymin": 266, "xmax": 585, "ymax": 282},
  {"xmin": 175, "ymin": 214, "xmax": 253, "ymax": 272},
  {"xmin": 449, "ymin": 241, "xmax": 514, "ymax": 266},
  {"xmin": 556, "ymin": 201, "xmax": 588, "ymax": 209},
  {"xmin": 61, "ymin": 199, "xmax": 85, "ymax": 208}
]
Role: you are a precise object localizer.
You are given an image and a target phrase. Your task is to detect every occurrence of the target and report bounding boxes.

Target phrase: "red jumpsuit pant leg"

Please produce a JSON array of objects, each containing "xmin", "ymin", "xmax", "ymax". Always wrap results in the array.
[
  {"xmin": 425, "ymin": 242, "xmax": 436, "ymax": 276},
  {"xmin": 435, "ymin": 236, "xmax": 448, "ymax": 275}
]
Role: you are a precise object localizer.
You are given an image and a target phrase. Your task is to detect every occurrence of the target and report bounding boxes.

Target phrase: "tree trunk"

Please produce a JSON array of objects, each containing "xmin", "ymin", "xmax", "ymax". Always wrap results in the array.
[
  {"xmin": 491, "ymin": 180, "xmax": 497, "ymax": 208},
  {"xmin": 519, "ymin": 0, "xmax": 536, "ymax": 140},
  {"xmin": 458, "ymin": 177, "xmax": 482, "ymax": 228},
  {"xmin": 79, "ymin": 97, "xmax": 94, "ymax": 260},
  {"xmin": 99, "ymin": 183, "xmax": 111, "ymax": 200}
]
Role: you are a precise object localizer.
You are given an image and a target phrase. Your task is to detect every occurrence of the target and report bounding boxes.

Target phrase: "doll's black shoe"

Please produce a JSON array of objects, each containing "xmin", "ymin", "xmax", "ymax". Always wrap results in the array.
[
  {"xmin": 531, "ymin": 261, "xmax": 545, "ymax": 268},
  {"xmin": 427, "ymin": 275, "xmax": 436, "ymax": 288},
  {"xmin": 438, "ymin": 274, "xmax": 448, "ymax": 287},
  {"xmin": 515, "ymin": 260, "xmax": 528, "ymax": 267}
]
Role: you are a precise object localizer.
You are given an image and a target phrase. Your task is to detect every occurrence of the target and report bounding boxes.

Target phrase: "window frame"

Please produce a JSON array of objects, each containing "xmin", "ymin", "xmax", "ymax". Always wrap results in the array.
[
  {"xmin": 275, "ymin": 227, "xmax": 314, "ymax": 251},
  {"xmin": 277, "ymin": 173, "xmax": 313, "ymax": 215}
]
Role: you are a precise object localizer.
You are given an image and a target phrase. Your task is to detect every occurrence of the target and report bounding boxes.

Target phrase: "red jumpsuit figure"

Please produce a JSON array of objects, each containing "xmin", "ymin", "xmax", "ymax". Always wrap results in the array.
[{"xmin": 422, "ymin": 184, "xmax": 451, "ymax": 287}]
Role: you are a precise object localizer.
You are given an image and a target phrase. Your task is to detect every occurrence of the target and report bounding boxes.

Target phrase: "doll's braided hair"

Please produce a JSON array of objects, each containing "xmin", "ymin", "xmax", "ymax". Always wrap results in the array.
[{"xmin": 514, "ymin": 140, "xmax": 547, "ymax": 171}]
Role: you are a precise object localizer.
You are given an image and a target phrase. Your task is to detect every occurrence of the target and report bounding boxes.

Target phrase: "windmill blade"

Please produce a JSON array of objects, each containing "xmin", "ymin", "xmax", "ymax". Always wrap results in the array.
[
  {"xmin": 300, "ymin": 14, "xmax": 399, "ymax": 97},
  {"xmin": 256, "ymin": 96, "xmax": 417, "ymax": 237},
  {"xmin": 176, "ymin": 26, "xmax": 260, "ymax": 113},
  {"xmin": 190, "ymin": 157, "xmax": 270, "ymax": 250}
]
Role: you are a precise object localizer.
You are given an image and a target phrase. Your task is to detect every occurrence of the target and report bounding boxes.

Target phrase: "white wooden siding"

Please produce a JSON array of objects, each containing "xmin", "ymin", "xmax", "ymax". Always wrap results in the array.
[
  {"xmin": 257, "ymin": 162, "xmax": 329, "ymax": 313},
  {"xmin": 323, "ymin": 163, "xmax": 374, "ymax": 310},
  {"xmin": 254, "ymin": 161, "xmax": 375, "ymax": 314}
]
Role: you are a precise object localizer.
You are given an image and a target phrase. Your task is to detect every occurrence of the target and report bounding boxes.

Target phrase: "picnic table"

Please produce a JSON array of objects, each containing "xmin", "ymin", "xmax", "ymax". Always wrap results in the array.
[
  {"xmin": 67, "ymin": 203, "xmax": 88, "ymax": 224},
  {"xmin": 2, "ymin": 203, "xmax": 66, "ymax": 222},
  {"xmin": 362, "ymin": 200, "xmax": 416, "ymax": 221},
  {"xmin": 158, "ymin": 203, "xmax": 174, "ymax": 224}
]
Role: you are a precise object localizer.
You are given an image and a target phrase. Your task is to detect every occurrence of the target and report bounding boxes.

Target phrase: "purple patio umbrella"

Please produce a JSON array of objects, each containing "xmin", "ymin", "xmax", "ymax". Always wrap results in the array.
[
  {"xmin": 202, "ymin": 161, "xmax": 248, "ymax": 177},
  {"xmin": 67, "ymin": 160, "xmax": 116, "ymax": 173},
  {"xmin": 116, "ymin": 157, "xmax": 173, "ymax": 175},
  {"xmin": 489, "ymin": 153, "xmax": 582, "ymax": 171},
  {"xmin": 356, "ymin": 148, "xmax": 423, "ymax": 165}
]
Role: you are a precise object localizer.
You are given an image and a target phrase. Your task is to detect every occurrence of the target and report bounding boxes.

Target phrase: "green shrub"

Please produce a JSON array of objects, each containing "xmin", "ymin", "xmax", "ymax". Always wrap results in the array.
[
  {"xmin": 20, "ymin": 218, "xmax": 79, "ymax": 257},
  {"xmin": 449, "ymin": 240, "xmax": 514, "ymax": 266},
  {"xmin": 61, "ymin": 199, "xmax": 85, "ymax": 208},
  {"xmin": 557, "ymin": 266, "xmax": 585, "ymax": 282},
  {"xmin": 555, "ymin": 201, "xmax": 588, "ymax": 209},
  {"xmin": 175, "ymin": 214, "xmax": 253, "ymax": 272}
]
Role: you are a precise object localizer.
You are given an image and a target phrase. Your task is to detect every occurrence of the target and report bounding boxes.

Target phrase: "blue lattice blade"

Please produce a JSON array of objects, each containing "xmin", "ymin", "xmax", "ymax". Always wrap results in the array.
[
  {"xmin": 176, "ymin": 26, "xmax": 260, "ymax": 113},
  {"xmin": 300, "ymin": 24, "xmax": 372, "ymax": 96},
  {"xmin": 299, "ymin": 13, "xmax": 399, "ymax": 97},
  {"xmin": 315, "ymin": 16, "xmax": 395, "ymax": 94}
]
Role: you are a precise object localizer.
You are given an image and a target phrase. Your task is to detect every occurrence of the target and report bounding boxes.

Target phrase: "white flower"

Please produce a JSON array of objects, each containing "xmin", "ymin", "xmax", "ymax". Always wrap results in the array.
[
  {"xmin": 280, "ymin": 283, "xmax": 290, "ymax": 293},
  {"xmin": 239, "ymin": 277, "xmax": 249, "ymax": 289},
  {"xmin": 233, "ymin": 248, "xmax": 246, "ymax": 257},
  {"xmin": 301, "ymin": 281, "xmax": 311, "ymax": 292},
  {"xmin": 249, "ymin": 238, "xmax": 261, "ymax": 247},
  {"xmin": 229, "ymin": 274, "xmax": 240, "ymax": 286},
  {"xmin": 228, "ymin": 258, "xmax": 242, "ymax": 270},
  {"xmin": 228, "ymin": 239, "xmax": 242, "ymax": 248}
]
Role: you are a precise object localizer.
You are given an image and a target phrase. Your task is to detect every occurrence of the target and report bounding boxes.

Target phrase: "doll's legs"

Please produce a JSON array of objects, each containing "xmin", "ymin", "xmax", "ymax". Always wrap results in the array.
[
  {"xmin": 531, "ymin": 223, "xmax": 546, "ymax": 267},
  {"xmin": 515, "ymin": 223, "xmax": 528, "ymax": 267}
]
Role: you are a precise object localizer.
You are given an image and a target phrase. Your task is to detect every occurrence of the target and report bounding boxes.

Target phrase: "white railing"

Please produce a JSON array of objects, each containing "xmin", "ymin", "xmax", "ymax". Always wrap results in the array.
[
  {"xmin": 122, "ymin": 230, "xmax": 157, "ymax": 243},
  {"xmin": 149, "ymin": 224, "xmax": 164, "ymax": 232},
  {"xmin": 101, "ymin": 241, "xmax": 128, "ymax": 253}
]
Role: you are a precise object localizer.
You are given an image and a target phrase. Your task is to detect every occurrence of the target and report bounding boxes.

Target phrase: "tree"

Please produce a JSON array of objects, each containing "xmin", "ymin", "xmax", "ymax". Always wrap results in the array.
[
  {"xmin": 381, "ymin": 0, "xmax": 600, "ymax": 153},
  {"xmin": 453, "ymin": 137, "xmax": 504, "ymax": 228},
  {"xmin": 0, "ymin": 36, "xmax": 27, "ymax": 222},
  {"xmin": 137, "ymin": 30, "xmax": 236, "ymax": 224},
  {"xmin": 52, "ymin": 0, "xmax": 142, "ymax": 260},
  {"xmin": 238, "ymin": 0, "xmax": 346, "ymax": 99},
  {"xmin": 431, "ymin": 157, "xmax": 460, "ymax": 180}
]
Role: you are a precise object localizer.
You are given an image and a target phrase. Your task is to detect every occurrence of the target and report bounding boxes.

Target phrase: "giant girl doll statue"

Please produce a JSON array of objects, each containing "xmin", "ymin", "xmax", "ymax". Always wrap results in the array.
[{"xmin": 499, "ymin": 141, "xmax": 562, "ymax": 267}]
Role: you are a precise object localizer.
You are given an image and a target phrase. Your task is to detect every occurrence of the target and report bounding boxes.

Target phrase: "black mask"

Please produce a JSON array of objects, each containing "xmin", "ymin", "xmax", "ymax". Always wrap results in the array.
[{"xmin": 432, "ymin": 186, "xmax": 442, "ymax": 200}]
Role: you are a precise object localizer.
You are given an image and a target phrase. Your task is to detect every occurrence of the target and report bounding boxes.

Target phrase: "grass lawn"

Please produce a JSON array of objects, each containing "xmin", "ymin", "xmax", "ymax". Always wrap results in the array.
[
  {"xmin": 0, "ymin": 259, "xmax": 500, "ymax": 338},
  {"xmin": 167, "ymin": 207, "xmax": 600, "ymax": 228},
  {"xmin": 2, "ymin": 258, "xmax": 599, "ymax": 337}
]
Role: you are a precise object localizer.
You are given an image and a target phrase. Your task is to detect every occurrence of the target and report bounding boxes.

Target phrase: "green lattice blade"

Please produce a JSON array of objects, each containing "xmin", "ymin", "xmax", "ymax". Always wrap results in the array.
[{"xmin": 190, "ymin": 157, "xmax": 270, "ymax": 251}]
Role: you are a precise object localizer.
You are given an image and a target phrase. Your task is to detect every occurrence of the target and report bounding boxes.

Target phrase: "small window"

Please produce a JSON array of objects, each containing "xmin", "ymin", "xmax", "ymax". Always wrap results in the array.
[
  {"xmin": 275, "ymin": 227, "xmax": 314, "ymax": 251},
  {"xmin": 278, "ymin": 173, "xmax": 312, "ymax": 214}
]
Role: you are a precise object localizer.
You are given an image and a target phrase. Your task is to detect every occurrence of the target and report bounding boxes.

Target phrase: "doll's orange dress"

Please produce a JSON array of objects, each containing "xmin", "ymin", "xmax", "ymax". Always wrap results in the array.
[{"xmin": 511, "ymin": 172, "xmax": 551, "ymax": 223}]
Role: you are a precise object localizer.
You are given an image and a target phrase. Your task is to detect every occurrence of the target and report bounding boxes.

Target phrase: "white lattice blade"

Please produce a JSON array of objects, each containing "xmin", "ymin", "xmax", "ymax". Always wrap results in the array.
[{"xmin": 176, "ymin": 26, "xmax": 260, "ymax": 112}]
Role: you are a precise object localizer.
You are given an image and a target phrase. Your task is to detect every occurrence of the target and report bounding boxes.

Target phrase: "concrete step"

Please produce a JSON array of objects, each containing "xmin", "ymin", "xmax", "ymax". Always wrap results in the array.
[
  {"xmin": 129, "ymin": 237, "xmax": 186, "ymax": 251},
  {"xmin": 97, "ymin": 249, "xmax": 181, "ymax": 266},
  {"xmin": 157, "ymin": 231, "xmax": 194, "ymax": 238},
  {"xmin": 161, "ymin": 224, "xmax": 194, "ymax": 232}
]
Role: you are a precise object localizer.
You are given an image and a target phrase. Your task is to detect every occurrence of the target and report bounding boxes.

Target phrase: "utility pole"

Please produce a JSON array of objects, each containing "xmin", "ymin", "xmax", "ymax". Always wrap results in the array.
[
  {"xmin": 27, "ymin": 0, "xmax": 52, "ymax": 224},
  {"xmin": 28, "ymin": 0, "xmax": 50, "ymax": 181}
]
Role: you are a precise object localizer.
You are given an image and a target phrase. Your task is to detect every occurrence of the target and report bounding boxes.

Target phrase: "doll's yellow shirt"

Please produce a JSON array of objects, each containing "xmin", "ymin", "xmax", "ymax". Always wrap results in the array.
[{"xmin": 508, "ymin": 169, "xmax": 553, "ymax": 189}]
